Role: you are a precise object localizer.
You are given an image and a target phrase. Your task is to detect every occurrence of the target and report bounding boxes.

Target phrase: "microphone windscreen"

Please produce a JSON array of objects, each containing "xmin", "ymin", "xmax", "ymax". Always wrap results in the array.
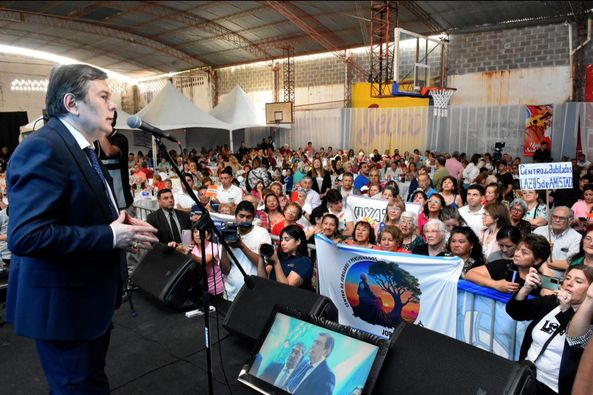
[{"xmin": 126, "ymin": 115, "xmax": 142, "ymax": 129}]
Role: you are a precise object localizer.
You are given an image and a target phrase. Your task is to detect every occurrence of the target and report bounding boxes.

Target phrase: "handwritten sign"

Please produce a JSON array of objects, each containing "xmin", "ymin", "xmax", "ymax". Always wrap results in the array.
[{"xmin": 518, "ymin": 162, "xmax": 573, "ymax": 190}]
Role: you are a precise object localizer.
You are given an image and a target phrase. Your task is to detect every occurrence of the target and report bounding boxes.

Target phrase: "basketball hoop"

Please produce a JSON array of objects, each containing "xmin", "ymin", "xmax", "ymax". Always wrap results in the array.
[{"xmin": 429, "ymin": 88, "xmax": 456, "ymax": 117}]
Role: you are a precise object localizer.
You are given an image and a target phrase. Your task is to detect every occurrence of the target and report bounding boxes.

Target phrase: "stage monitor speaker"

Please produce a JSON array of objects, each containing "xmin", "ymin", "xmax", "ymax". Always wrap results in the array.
[
  {"xmin": 130, "ymin": 243, "xmax": 200, "ymax": 310},
  {"xmin": 374, "ymin": 323, "xmax": 536, "ymax": 395},
  {"xmin": 265, "ymin": 102, "xmax": 293, "ymax": 124},
  {"xmin": 223, "ymin": 276, "xmax": 338, "ymax": 342}
]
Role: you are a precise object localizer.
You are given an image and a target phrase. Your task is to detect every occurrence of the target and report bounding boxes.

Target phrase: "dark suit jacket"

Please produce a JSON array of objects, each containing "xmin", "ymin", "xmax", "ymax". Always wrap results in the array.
[
  {"xmin": 6, "ymin": 118, "xmax": 123, "ymax": 341},
  {"xmin": 260, "ymin": 361, "xmax": 283, "ymax": 384},
  {"xmin": 146, "ymin": 209, "xmax": 192, "ymax": 244},
  {"xmin": 293, "ymin": 360, "xmax": 335, "ymax": 395},
  {"xmin": 308, "ymin": 171, "xmax": 332, "ymax": 196}
]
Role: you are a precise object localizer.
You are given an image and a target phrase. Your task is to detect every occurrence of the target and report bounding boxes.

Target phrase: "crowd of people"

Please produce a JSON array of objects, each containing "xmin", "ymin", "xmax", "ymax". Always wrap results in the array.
[{"xmin": 129, "ymin": 138, "xmax": 593, "ymax": 394}]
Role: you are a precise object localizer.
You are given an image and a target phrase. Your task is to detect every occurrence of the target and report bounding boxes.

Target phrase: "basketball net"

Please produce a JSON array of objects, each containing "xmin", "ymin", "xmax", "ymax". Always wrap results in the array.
[{"xmin": 430, "ymin": 89, "xmax": 455, "ymax": 117}]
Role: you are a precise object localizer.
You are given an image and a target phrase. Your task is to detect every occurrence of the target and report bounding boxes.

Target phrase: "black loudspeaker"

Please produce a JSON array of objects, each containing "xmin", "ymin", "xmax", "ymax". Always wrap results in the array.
[
  {"xmin": 223, "ymin": 276, "xmax": 338, "ymax": 342},
  {"xmin": 130, "ymin": 243, "xmax": 200, "ymax": 310},
  {"xmin": 374, "ymin": 323, "xmax": 537, "ymax": 395}
]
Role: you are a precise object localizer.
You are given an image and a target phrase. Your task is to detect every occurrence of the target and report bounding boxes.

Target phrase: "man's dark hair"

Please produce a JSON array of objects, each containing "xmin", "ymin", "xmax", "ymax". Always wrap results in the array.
[
  {"xmin": 467, "ymin": 184, "xmax": 485, "ymax": 196},
  {"xmin": 325, "ymin": 189, "xmax": 342, "ymax": 204},
  {"xmin": 342, "ymin": 172, "xmax": 354, "ymax": 179},
  {"xmin": 436, "ymin": 155, "xmax": 446, "ymax": 166},
  {"xmin": 221, "ymin": 166, "xmax": 233, "ymax": 176},
  {"xmin": 45, "ymin": 64, "xmax": 108, "ymax": 118},
  {"xmin": 235, "ymin": 200, "xmax": 255, "ymax": 216},
  {"xmin": 157, "ymin": 188, "xmax": 172, "ymax": 199}
]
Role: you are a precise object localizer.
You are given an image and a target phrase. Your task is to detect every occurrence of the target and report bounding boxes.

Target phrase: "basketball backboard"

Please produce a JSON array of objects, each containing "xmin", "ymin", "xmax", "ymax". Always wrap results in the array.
[{"xmin": 393, "ymin": 28, "xmax": 445, "ymax": 94}]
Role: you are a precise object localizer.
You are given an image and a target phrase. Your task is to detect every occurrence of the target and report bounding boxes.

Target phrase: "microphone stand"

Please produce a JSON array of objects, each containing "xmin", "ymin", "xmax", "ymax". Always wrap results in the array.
[{"xmin": 152, "ymin": 135, "xmax": 254, "ymax": 395}]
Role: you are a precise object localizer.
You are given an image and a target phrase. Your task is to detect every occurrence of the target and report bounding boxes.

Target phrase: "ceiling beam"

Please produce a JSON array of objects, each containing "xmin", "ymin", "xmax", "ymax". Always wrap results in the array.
[
  {"xmin": 144, "ymin": 4, "xmax": 270, "ymax": 41},
  {"xmin": 0, "ymin": 7, "xmax": 208, "ymax": 68},
  {"xmin": 137, "ymin": 1, "xmax": 274, "ymax": 59},
  {"xmin": 264, "ymin": 1, "xmax": 368, "ymax": 80},
  {"xmin": 399, "ymin": 1, "xmax": 445, "ymax": 34}
]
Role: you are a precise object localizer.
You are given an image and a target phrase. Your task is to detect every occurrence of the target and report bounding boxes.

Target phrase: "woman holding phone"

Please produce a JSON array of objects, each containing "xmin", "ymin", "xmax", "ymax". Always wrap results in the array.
[
  {"xmin": 506, "ymin": 264, "xmax": 593, "ymax": 394},
  {"xmin": 466, "ymin": 233, "xmax": 550, "ymax": 295}
]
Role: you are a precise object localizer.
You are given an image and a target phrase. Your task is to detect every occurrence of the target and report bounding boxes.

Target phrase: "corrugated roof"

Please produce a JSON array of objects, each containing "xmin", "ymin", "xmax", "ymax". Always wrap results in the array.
[{"xmin": 0, "ymin": 1, "xmax": 590, "ymax": 79}]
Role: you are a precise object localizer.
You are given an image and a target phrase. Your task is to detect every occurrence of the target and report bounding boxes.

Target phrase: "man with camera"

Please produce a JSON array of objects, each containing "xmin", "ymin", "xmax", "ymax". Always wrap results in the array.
[{"xmin": 221, "ymin": 200, "xmax": 271, "ymax": 301}]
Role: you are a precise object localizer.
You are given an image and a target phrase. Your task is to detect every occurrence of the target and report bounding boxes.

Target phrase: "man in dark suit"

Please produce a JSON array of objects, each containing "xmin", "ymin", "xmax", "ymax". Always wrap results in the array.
[
  {"xmin": 146, "ymin": 188, "xmax": 192, "ymax": 244},
  {"xmin": 5, "ymin": 64, "xmax": 159, "ymax": 394},
  {"xmin": 260, "ymin": 342, "xmax": 305, "ymax": 389},
  {"xmin": 288, "ymin": 333, "xmax": 336, "ymax": 395}
]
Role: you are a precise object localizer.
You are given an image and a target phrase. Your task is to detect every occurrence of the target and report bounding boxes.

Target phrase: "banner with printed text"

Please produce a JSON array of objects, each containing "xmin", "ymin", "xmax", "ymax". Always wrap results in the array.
[
  {"xmin": 346, "ymin": 195, "xmax": 388, "ymax": 224},
  {"xmin": 524, "ymin": 104, "xmax": 553, "ymax": 156},
  {"xmin": 316, "ymin": 235, "xmax": 463, "ymax": 339}
]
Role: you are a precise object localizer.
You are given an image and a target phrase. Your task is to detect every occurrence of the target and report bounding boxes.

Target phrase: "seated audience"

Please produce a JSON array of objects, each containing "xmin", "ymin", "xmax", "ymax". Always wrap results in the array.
[
  {"xmin": 376, "ymin": 225, "xmax": 410, "ymax": 253},
  {"xmin": 375, "ymin": 199, "xmax": 405, "ymax": 236},
  {"xmin": 569, "ymin": 227, "xmax": 593, "ymax": 269},
  {"xmin": 508, "ymin": 198, "xmax": 532, "ymax": 237},
  {"xmin": 480, "ymin": 202, "xmax": 511, "ymax": 261},
  {"xmin": 412, "ymin": 219, "xmax": 447, "ymax": 256},
  {"xmin": 313, "ymin": 213, "xmax": 343, "ymax": 243},
  {"xmin": 506, "ymin": 265, "xmax": 593, "ymax": 394},
  {"xmin": 146, "ymin": 189, "xmax": 192, "ymax": 244},
  {"xmin": 418, "ymin": 194, "xmax": 446, "ymax": 238},
  {"xmin": 572, "ymin": 184, "xmax": 593, "ymax": 233},
  {"xmin": 535, "ymin": 206, "xmax": 582, "ymax": 278},
  {"xmin": 446, "ymin": 226, "xmax": 485, "ymax": 278},
  {"xmin": 522, "ymin": 189, "xmax": 547, "ymax": 229},
  {"xmin": 439, "ymin": 176, "xmax": 463, "ymax": 208},
  {"xmin": 399, "ymin": 211, "xmax": 424, "ymax": 252},
  {"xmin": 264, "ymin": 193, "xmax": 285, "ymax": 230},
  {"xmin": 441, "ymin": 205, "xmax": 465, "ymax": 233},
  {"xmin": 257, "ymin": 224, "xmax": 313, "ymax": 289},
  {"xmin": 345, "ymin": 220, "xmax": 376, "ymax": 249},
  {"xmin": 467, "ymin": 233, "xmax": 551, "ymax": 295},
  {"xmin": 458, "ymin": 184, "xmax": 486, "ymax": 237}
]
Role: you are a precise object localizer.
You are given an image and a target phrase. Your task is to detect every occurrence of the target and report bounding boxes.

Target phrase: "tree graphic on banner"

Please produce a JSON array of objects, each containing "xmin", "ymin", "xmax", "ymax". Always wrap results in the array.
[{"xmin": 368, "ymin": 261, "xmax": 421, "ymax": 326}]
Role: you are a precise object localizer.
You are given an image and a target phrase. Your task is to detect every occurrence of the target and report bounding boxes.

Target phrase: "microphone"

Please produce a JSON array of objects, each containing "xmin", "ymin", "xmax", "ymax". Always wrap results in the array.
[{"xmin": 126, "ymin": 115, "xmax": 180, "ymax": 144}]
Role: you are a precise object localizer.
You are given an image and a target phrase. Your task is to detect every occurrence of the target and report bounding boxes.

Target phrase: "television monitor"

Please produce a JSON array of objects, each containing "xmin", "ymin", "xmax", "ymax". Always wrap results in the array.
[{"xmin": 238, "ymin": 305, "xmax": 392, "ymax": 395}]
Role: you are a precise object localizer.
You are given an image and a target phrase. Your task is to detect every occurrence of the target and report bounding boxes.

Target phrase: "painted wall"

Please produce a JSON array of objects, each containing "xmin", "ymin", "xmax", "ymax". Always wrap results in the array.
[{"xmin": 448, "ymin": 66, "xmax": 571, "ymax": 106}]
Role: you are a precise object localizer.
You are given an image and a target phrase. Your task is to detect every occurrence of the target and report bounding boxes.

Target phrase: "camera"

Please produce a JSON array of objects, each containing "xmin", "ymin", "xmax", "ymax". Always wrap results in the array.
[
  {"xmin": 259, "ymin": 243, "xmax": 275, "ymax": 263},
  {"xmin": 220, "ymin": 222, "xmax": 239, "ymax": 243},
  {"xmin": 493, "ymin": 141, "xmax": 505, "ymax": 161}
]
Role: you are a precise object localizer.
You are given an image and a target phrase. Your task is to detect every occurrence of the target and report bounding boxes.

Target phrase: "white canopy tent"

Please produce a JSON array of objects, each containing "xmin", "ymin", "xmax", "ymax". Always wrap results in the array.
[
  {"xmin": 134, "ymin": 81, "xmax": 231, "ymax": 131},
  {"xmin": 120, "ymin": 81, "xmax": 232, "ymax": 165},
  {"xmin": 209, "ymin": 85, "xmax": 289, "ymax": 151}
]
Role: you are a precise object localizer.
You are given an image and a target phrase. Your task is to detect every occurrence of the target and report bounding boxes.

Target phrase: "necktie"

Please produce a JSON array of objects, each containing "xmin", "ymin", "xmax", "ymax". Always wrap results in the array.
[
  {"xmin": 169, "ymin": 211, "xmax": 181, "ymax": 243},
  {"xmin": 287, "ymin": 362, "xmax": 313, "ymax": 392},
  {"xmin": 84, "ymin": 147, "xmax": 117, "ymax": 217}
]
